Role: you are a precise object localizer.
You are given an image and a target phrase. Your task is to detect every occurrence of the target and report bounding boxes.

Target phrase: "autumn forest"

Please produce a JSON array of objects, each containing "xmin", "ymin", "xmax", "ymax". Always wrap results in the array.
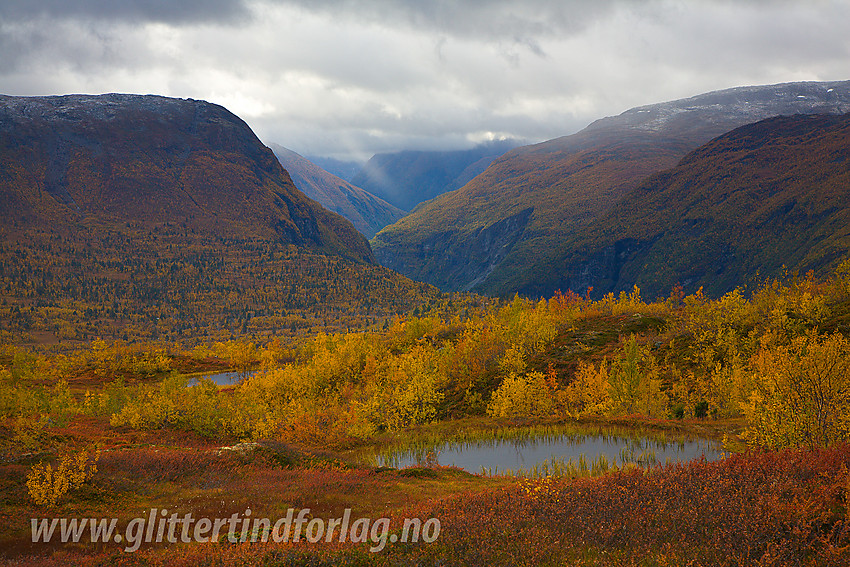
[
  {"xmin": 2, "ymin": 90, "xmax": 850, "ymax": 566},
  {"xmin": 3, "ymin": 264, "xmax": 850, "ymax": 565}
]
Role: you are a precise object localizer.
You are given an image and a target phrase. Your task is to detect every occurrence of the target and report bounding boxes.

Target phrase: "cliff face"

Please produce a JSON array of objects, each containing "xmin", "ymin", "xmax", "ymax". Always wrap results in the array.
[
  {"xmin": 0, "ymin": 93, "xmax": 373, "ymax": 263},
  {"xmin": 378, "ymin": 207, "xmax": 533, "ymax": 292}
]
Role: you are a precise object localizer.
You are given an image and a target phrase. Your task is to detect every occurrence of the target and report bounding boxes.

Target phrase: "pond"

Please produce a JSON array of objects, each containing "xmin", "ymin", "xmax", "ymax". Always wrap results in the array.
[
  {"xmin": 188, "ymin": 370, "xmax": 256, "ymax": 386},
  {"xmin": 365, "ymin": 426, "xmax": 724, "ymax": 477}
]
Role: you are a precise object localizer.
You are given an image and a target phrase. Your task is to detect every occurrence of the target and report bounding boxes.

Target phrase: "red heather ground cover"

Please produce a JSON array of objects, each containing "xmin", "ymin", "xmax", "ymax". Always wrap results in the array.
[
  {"xmin": 412, "ymin": 444, "xmax": 850, "ymax": 566},
  {"xmin": 4, "ymin": 444, "xmax": 849, "ymax": 566}
]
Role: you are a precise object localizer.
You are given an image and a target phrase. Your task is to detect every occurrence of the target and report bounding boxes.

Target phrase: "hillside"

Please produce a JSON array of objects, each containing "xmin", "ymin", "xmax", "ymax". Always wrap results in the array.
[
  {"xmin": 0, "ymin": 93, "xmax": 373, "ymax": 262},
  {"xmin": 533, "ymin": 112, "xmax": 850, "ymax": 299},
  {"xmin": 270, "ymin": 144, "xmax": 406, "ymax": 239},
  {"xmin": 0, "ymin": 94, "xmax": 439, "ymax": 345},
  {"xmin": 371, "ymin": 81, "xmax": 850, "ymax": 295},
  {"xmin": 351, "ymin": 139, "xmax": 521, "ymax": 212}
]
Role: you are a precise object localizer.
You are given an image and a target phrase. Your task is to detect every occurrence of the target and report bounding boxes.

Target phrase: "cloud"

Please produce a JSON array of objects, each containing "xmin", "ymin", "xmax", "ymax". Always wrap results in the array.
[
  {"xmin": 1, "ymin": 0, "xmax": 623, "ymax": 34},
  {"xmin": 0, "ymin": 0, "xmax": 250, "ymax": 25},
  {"xmin": 1, "ymin": 0, "xmax": 848, "ymax": 160},
  {"xmin": 272, "ymin": 0, "xmax": 621, "ymax": 41}
]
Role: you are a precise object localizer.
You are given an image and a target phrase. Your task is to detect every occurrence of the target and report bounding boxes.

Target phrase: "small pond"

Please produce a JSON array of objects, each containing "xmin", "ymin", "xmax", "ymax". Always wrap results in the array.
[
  {"xmin": 366, "ymin": 427, "xmax": 723, "ymax": 476},
  {"xmin": 188, "ymin": 370, "xmax": 256, "ymax": 386}
]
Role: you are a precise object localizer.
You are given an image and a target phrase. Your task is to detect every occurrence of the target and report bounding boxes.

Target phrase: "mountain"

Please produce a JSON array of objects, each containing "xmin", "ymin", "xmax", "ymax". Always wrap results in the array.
[
  {"xmin": 270, "ymin": 144, "xmax": 406, "ymax": 239},
  {"xmin": 539, "ymin": 112, "xmax": 850, "ymax": 299},
  {"xmin": 0, "ymin": 93, "xmax": 372, "ymax": 263},
  {"xmin": 0, "ymin": 94, "xmax": 439, "ymax": 344},
  {"xmin": 350, "ymin": 139, "xmax": 522, "ymax": 212},
  {"xmin": 304, "ymin": 155, "xmax": 364, "ymax": 183},
  {"xmin": 371, "ymin": 80, "xmax": 850, "ymax": 295}
]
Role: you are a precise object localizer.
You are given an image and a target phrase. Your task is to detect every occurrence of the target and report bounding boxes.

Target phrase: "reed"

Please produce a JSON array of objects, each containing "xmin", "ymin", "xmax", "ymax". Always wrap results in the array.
[{"xmin": 479, "ymin": 452, "xmax": 621, "ymax": 479}]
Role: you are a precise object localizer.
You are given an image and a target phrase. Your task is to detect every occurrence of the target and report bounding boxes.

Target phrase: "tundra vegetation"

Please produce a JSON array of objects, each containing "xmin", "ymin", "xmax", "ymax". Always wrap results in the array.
[{"xmin": 2, "ymin": 264, "xmax": 850, "ymax": 565}]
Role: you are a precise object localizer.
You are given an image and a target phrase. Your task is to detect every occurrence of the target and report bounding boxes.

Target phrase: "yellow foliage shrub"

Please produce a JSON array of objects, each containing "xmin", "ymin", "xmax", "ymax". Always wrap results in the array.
[
  {"xmin": 109, "ymin": 374, "xmax": 229, "ymax": 436},
  {"xmin": 487, "ymin": 370, "xmax": 555, "ymax": 418},
  {"xmin": 361, "ymin": 346, "xmax": 445, "ymax": 431},
  {"xmin": 27, "ymin": 447, "xmax": 100, "ymax": 506},
  {"xmin": 47, "ymin": 379, "xmax": 76, "ymax": 427},
  {"xmin": 607, "ymin": 336, "xmax": 667, "ymax": 417},
  {"xmin": 744, "ymin": 332, "xmax": 850, "ymax": 449},
  {"xmin": 563, "ymin": 360, "xmax": 611, "ymax": 417},
  {"xmin": 706, "ymin": 358, "xmax": 749, "ymax": 418}
]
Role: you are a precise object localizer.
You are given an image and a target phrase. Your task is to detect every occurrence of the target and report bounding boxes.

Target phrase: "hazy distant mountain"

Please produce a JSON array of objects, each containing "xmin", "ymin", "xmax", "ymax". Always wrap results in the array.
[
  {"xmin": 350, "ymin": 139, "xmax": 523, "ymax": 212},
  {"xmin": 305, "ymin": 155, "xmax": 365, "ymax": 182},
  {"xmin": 270, "ymin": 144, "xmax": 406, "ymax": 239},
  {"xmin": 541, "ymin": 112, "xmax": 850, "ymax": 299},
  {"xmin": 371, "ymin": 80, "xmax": 850, "ymax": 295}
]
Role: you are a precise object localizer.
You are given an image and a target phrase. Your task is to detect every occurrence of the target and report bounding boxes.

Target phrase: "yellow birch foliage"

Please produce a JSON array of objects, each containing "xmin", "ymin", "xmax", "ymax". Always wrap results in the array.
[
  {"xmin": 487, "ymin": 370, "xmax": 555, "ymax": 418},
  {"xmin": 379, "ymin": 347, "xmax": 445, "ymax": 430},
  {"xmin": 562, "ymin": 360, "xmax": 611, "ymax": 417},
  {"xmin": 487, "ymin": 345, "xmax": 556, "ymax": 418},
  {"xmin": 27, "ymin": 447, "xmax": 100, "ymax": 506},
  {"xmin": 607, "ymin": 336, "xmax": 667, "ymax": 417},
  {"xmin": 706, "ymin": 358, "xmax": 749, "ymax": 418},
  {"xmin": 744, "ymin": 331, "xmax": 850, "ymax": 449}
]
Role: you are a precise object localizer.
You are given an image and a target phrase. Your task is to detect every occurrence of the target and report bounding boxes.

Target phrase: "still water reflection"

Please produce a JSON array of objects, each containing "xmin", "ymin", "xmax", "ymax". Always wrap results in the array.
[{"xmin": 373, "ymin": 430, "xmax": 722, "ymax": 475}]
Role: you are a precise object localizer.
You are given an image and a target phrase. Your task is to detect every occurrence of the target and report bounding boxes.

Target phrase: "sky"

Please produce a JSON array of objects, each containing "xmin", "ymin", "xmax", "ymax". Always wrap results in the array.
[{"xmin": 1, "ymin": 0, "xmax": 849, "ymax": 161}]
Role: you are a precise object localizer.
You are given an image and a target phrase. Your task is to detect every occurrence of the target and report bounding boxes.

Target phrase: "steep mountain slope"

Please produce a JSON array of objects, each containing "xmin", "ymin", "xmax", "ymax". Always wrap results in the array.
[
  {"xmin": 270, "ymin": 144, "xmax": 406, "ymax": 239},
  {"xmin": 351, "ymin": 139, "xmax": 521, "ymax": 211},
  {"xmin": 537, "ymin": 112, "xmax": 850, "ymax": 299},
  {"xmin": 0, "ymin": 93, "xmax": 373, "ymax": 262},
  {"xmin": 0, "ymin": 94, "xmax": 440, "ymax": 344},
  {"xmin": 372, "ymin": 81, "xmax": 850, "ymax": 295}
]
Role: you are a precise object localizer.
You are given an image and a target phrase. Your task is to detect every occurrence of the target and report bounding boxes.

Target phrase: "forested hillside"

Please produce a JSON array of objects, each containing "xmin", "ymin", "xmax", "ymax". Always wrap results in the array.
[
  {"xmin": 527, "ymin": 112, "xmax": 850, "ymax": 299},
  {"xmin": 0, "ymin": 94, "xmax": 440, "ymax": 345},
  {"xmin": 372, "ymin": 81, "xmax": 850, "ymax": 296}
]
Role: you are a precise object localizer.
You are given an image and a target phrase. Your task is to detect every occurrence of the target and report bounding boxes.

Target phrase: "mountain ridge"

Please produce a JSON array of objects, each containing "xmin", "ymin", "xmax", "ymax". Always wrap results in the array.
[
  {"xmin": 0, "ymin": 93, "xmax": 374, "ymax": 263},
  {"xmin": 270, "ymin": 144, "xmax": 406, "ymax": 239},
  {"xmin": 537, "ymin": 112, "xmax": 850, "ymax": 299},
  {"xmin": 371, "ymin": 80, "xmax": 850, "ymax": 295}
]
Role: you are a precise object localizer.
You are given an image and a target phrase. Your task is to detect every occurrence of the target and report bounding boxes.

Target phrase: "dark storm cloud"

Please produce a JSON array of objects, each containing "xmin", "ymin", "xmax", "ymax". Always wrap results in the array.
[
  {"xmin": 0, "ymin": 0, "xmax": 250, "ymax": 24},
  {"xmin": 2, "ymin": 0, "xmax": 609, "ymax": 34}
]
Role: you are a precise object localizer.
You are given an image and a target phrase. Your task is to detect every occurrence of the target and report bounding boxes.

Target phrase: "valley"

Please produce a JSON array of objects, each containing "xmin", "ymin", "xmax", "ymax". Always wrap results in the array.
[{"xmin": 2, "ymin": 85, "xmax": 850, "ymax": 566}]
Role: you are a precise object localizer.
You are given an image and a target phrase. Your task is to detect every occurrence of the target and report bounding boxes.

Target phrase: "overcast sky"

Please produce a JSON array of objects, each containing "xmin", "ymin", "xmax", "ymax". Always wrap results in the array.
[{"xmin": 1, "ymin": 0, "xmax": 848, "ymax": 161}]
